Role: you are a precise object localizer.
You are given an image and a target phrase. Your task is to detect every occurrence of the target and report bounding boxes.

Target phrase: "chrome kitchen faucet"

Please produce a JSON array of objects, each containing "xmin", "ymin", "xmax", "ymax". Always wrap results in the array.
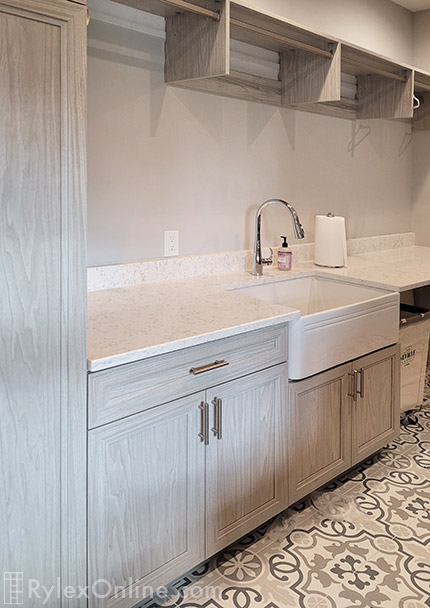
[{"xmin": 251, "ymin": 199, "xmax": 305, "ymax": 276}]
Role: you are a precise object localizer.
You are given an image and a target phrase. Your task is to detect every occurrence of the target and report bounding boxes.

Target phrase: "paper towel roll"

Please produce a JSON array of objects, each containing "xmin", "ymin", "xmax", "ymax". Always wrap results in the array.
[{"xmin": 314, "ymin": 214, "xmax": 348, "ymax": 268}]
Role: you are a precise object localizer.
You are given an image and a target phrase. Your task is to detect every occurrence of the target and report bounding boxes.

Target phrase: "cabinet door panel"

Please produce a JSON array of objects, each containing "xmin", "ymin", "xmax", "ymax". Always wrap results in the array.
[
  {"xmin": 288, "ymin": 364, "xmax": 352, "ymax": 503},
  {"xmin": 206, "ymin": 365, "xmax": 288, "ymax": 556},
  {"xmin": 88, "ymin": 394, "xmax": 206, "ymax": 608},
  {"xmin": 0, "ymin": 0, "xmax": 86, "ymax": 600},
  {"xmin": 352, "ymin": 345, "xmax": 400, "ymax": 464}
]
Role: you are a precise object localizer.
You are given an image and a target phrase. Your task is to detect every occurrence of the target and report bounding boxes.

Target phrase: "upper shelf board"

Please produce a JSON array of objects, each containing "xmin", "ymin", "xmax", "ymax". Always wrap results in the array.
[
  {"xmin": 415, "ymin": 70, "xmax": 430, "ymax": 93},
  {"xmin": 110, "ymin": 0, "xmax": 221, "ymax": 20}
]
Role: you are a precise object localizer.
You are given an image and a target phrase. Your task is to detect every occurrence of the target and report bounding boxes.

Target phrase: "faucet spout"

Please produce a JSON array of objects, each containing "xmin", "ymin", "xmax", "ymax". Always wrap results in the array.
[{"xmin": 251, "ymin": 198, "xmax": 305, "ymax": 276}]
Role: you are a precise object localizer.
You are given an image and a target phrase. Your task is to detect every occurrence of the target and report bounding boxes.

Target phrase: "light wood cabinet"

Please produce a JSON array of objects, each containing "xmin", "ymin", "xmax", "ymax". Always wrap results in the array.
[
  {"xmin": 88, "ymin": 325, "xmax": 287, "ymax": 428},
  {"xmin": 288, "ymin": 364, "xmax": 352, "ymax": 504},
  {"xmin": 0, "ymin": 0, "xmax": 87, "ymax": 601},
  {"xmin": 88, "ymin": 356, "xmax": 289, "ymax": 608},
  {"xmin": 88, "ymin": 394, "xmax": 206, "ymax": 608},
  {"xmin": 206, "ymin": 366, "xmax": 288, "ymax": 555},
  {"xmin": 288, "ymin": 345, "xmax": 400, "ymax": 503},
  {"xmin": 351, "ymin": 346, "xmax": 400, "ymax": 465}
]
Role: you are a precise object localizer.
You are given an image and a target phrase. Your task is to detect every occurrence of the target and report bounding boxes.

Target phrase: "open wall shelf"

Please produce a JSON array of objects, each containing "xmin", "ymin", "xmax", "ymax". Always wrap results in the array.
[{"xmin": 111, "ymin": 0, "xmax": 430, "ymax": 129}]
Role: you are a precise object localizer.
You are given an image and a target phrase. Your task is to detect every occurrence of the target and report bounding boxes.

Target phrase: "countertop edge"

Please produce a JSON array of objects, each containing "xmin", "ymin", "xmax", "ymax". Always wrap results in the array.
[
  {"xmin": 87, "ymin": 310, "xmax": 300, "ymax": 372},
  {"xmin": 87, "ymin": 246, "xmax": 430, "ymax": 372}
]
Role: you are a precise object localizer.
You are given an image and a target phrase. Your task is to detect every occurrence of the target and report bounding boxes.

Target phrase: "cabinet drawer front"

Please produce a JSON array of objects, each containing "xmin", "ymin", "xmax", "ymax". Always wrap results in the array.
[{"xmin": 88, "ymin": 325, "xmax": 287, "ymax": 428}]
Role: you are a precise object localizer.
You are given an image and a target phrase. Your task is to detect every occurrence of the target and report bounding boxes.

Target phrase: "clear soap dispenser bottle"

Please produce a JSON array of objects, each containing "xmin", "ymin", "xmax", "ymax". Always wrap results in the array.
[{"xmin": 278, "ymin": 236, "xmax": 292, "ymax": 271}]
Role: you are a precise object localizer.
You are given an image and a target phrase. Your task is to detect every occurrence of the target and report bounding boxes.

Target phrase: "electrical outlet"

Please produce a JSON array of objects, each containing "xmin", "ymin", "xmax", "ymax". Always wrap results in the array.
[{"xmin": 164, "ymin": 230, "xmax": 179, "ymax": 257}]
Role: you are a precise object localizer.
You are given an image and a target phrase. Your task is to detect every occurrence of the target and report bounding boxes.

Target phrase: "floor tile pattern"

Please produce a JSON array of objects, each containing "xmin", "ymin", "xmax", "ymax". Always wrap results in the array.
[{"xmin": 142, "ymin": 374, "xmax": 430, "ymax": 608}]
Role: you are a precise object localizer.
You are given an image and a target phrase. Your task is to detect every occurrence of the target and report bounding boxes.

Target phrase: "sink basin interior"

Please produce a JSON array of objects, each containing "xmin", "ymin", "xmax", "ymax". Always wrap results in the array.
[{"xmin": 231, "ymin": 276, "xmax": 392, "ymax": 314}]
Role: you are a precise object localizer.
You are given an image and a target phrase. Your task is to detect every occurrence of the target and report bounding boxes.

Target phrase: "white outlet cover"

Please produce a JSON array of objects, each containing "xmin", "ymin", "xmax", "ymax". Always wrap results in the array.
[{"xmin": 164, "ymin": 230, "xmax": 179, "ymax": 257}]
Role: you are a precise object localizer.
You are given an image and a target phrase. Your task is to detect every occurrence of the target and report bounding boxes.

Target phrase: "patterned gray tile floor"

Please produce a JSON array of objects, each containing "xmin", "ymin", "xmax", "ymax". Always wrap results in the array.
[{"xmin": 142, "ymin": 376, "xmax": 430, "ymax": 608}]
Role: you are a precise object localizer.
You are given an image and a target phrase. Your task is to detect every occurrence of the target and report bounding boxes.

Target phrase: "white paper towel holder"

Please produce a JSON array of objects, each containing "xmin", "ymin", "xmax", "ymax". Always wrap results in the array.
[{"xmin": 314, "ymin": 212, "xmax": 348, "ymax": 268}]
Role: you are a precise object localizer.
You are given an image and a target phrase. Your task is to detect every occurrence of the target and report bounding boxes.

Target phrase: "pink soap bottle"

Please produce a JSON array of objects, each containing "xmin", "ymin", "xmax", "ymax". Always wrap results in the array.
[{"xmin": 278, "ymin": 236, "xmax": 292, "ymax": 271}]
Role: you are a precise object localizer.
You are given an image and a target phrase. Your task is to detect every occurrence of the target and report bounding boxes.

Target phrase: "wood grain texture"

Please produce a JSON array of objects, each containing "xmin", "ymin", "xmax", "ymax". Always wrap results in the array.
[
  {"xmin": 88, "ymin": 394, "xmax": 206, "ymax": 608},
  {"xmin": 230, "ymin": 2, "xmax": 335, "ymax": 56},
  {"xmin": 111, "ymin": 0, "xmax": 218, "ymax": 18},
  {"xmin": 351, "ymin": 344, "xmax": 400, "ymax": 465},
  {"xmin": 0, "ymin": 0, "xmax": 87, "ymax": 604},
  {"xmin": 414, "ymin": 70, "xmax": 430, "ymax": 93},
  {"xmin": 231, "ymin": 18, "xmax": 331, "ymax": 58},
  {"xmin": 171, "ymin": 70, "xmax": 282, "ymax": 105},
  {"xmin": 288, "ymin": 364, "xmax": 352, "ymax": 504},
  {"xmin": 357, "ymin": 71, "xmax": 414, "ymax": 119},
  {"xmin": 88, "ymin": 325, "xmax": 287, "ymax": 428},
  {"xmin": 342, "ymin": 43, "xmax": 411, "ymax": 80},
  {"xmin": 289, "ymin": 98, "xmax": 357, "ymax": 120},
  {"xmin": 281, "ymin": 42, "xmax": 340, "ymax": 105},
  {"xmin": 165, "ymin": 0, "xmax": 229, "ymax": 82},
  {"xmin": 206, "ymin": 365, "xmax": 289, "ymax": 556},
  {"xmin": 413, "ymin": 91, "xmax": 430, "ymax": 131}
]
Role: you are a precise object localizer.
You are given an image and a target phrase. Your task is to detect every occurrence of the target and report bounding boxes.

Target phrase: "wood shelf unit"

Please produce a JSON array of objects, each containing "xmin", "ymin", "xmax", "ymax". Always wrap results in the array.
[
  {"xmin": 413, "ymin": 70, "xmax": 430, "ymax": 131},
  {"xmin": 111, "ymin": 0, "xmax": 221, "ymax": 19},
  {"xmin": 340, "ymin": 43, "xmax": 414, "ymax": 120},
  {"xmin": 110, "ymin": 0, "xmax": 430, "ymax": 128}
]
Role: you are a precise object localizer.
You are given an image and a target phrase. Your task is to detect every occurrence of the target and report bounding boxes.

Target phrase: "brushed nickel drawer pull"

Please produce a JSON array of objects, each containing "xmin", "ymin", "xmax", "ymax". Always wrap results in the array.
[
  {"xmin": 212, "ymin": 397, "xmax": 223, "ymax": 440},
  {"xmin": 198, "ymin": 402, "xmax": 209, "ymax": 445},
  {"xmin": 348, "ymin": 370, "xmax": 358, "ymax": 402},
  {"xmin": 190, "ymin": 359, "xmax": 229, "ymax": 375},
  {"xmin": 357, "ymin": 368, "xmax": 365, "ymax": 399}
]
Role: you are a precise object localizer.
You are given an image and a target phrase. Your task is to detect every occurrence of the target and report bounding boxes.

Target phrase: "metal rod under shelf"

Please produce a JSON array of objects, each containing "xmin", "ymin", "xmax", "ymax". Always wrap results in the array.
[
  {"xmin": 160, "ymin": 0, "xmax": 220, "ymax": 20},
  {"xmin": 415, "ymin": 80, "xmax": 430, "ymax": 92},
  {"xmin": 342, "ymin": 58, "xmax": 408, "ymax": 83},
  {"xmin": 230, "ymin": 18, "xmax": 333, "ymax": 58}
]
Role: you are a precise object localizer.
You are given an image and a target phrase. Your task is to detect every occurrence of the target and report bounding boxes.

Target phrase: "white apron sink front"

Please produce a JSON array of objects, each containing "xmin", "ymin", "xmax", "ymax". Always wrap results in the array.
[{"xmin": 231, "ymin": 275, "xmax": 400, "ymax": 380}]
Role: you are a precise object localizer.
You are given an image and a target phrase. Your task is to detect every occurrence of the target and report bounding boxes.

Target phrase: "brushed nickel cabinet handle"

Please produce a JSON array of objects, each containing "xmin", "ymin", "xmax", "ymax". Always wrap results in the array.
[
  {"xmin": 190, "ymin": 359, "xmax": 229, "ymax": 375},
  {"xmin": 198, "ymin": 402, "xmax": 209, "ymax": 445},
  {"xmin": 211, "ymin": 397, "xmax": 223, "ymax": 440},
  {"xmin": 348, "ymin": 370, "xmax": 358, "ymax": 402},
  {"xmin": 218, "ymin": 398, "xmax": 223, "ymax": 440},
  {"xmin": 357, "ymin": 368, "xmax": 365, "ymax": 399}
]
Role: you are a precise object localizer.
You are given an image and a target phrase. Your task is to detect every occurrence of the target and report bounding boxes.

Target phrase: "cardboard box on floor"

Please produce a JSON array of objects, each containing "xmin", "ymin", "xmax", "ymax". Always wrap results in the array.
[{"xmin": 400, "ymin": 304, "xmax": 430, "ymax": 412}]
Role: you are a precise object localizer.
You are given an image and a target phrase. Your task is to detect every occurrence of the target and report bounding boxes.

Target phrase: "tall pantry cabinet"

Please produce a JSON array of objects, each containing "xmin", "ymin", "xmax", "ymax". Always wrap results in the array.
[{"xmin": 0, "ymin": 0, "xmax": 87, "ymax": 604}]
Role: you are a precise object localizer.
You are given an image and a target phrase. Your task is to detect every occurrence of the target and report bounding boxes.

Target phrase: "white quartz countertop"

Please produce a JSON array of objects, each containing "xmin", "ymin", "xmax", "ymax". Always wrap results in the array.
[
  {"xmin": 299, "ymin": 246, "xmax": 430, "ymax": 291},
  {"xmin": 87, "ymin": 246, "xmax": 430, "ymax": 372}
]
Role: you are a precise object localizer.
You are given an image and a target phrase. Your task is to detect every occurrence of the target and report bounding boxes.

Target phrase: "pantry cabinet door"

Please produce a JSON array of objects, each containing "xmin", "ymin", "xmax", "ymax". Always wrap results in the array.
[
  {"xmin": 88, "ymin": 394, "xmax": 206, "ymax": 608},
  {"xmin": 288, "ymin": 364, "xmax": 352, "ymax": 503},
  {"xmin": 352, "ymin": 344, "xmax": 400, "ymax": 464},
  {"xmin": 0, "ymin": 0, "xmax": 86, "ymax": 603},
  {"xmin": 206, "ymin": 365, "xmax": 289, "ymax": 556}
]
